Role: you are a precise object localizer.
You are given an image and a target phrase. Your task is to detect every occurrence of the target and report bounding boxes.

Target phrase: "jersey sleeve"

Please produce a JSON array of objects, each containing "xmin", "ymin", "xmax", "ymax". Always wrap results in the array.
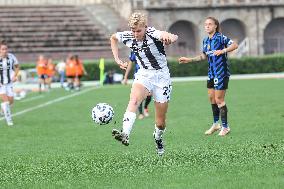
[
  {"xmin": 10, "ymin": 53, "xmax": 19, "ymax": 65},
  {"xmin": 115, "ymin": 31, "xmax": 133, "ymax": 43},
  {"xmin": 222, "ymin": 34, "xmax": 234, "ymax": 46},
  {"xmin": 147, "ymin": 27, "xmax": 162, "ymax": 40}
]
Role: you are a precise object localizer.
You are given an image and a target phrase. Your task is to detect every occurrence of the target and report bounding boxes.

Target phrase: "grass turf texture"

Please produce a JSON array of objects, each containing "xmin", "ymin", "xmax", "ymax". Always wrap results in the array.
[{"xmin": 0, "ymin": 79, "xmax": 283, "ymax": 188}]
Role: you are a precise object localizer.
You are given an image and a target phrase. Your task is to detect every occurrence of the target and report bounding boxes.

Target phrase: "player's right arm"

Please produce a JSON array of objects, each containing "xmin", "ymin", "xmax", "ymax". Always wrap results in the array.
[
  {"xmin": 110, "ymin": 34, "xmax": 128, "ymax": 70},
  {"xmin": 178, "ymin": 53, "xmax": 207, "ymax": 64},
  {"xmin": 122, "ymin": 61, "xmax": 133, "ymax": 85}
]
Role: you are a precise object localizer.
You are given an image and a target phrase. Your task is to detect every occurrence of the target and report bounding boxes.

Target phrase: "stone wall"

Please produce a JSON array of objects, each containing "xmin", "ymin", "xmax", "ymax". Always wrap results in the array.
[
  {"xmin": 0, "ymin": 0, "xmax": 103, "ymax": 5},
  {"xmin": 147, "ymin": 5, "xmax": 284, "ymax": 56}
]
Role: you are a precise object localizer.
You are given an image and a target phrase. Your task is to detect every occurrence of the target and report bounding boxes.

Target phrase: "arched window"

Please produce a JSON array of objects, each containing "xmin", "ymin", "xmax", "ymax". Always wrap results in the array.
[
  {"xmin": 264, "ymin": 18, "xmax": 284, "ymax": 54},
  {"xmin": 168, "ymin": 20, "xmax": 198, "ymax": 56}
]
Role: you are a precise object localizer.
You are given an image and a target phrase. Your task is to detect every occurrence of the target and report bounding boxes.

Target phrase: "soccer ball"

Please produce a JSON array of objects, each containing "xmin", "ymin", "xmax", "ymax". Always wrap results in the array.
[{"xmin": 91, "ymin": 103, "xmax": 114, "ymax": 125}]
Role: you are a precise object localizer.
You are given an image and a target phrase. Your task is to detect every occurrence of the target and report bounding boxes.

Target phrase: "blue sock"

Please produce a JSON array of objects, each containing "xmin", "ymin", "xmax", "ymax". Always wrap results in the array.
[
  {"xmin": 211, "ymin": 104, "xmax": 220, "ymax": 123},
  {"xmin": 220, "ymin": 105, "xmax": 228, "ymax": 128}
]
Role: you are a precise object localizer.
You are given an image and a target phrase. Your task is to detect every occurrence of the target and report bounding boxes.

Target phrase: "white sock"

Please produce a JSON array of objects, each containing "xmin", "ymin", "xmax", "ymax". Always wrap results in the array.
[
  {"xmin": 1, "ymin": 102, "xmax": 12, "ymax": 123},
  {"xmin": 154, "ymin": 125, "xmax": 165, "ymax": 140},
  {"xmin": 122, "ymin": 111, "xmax": 136, "ymax": 135}
]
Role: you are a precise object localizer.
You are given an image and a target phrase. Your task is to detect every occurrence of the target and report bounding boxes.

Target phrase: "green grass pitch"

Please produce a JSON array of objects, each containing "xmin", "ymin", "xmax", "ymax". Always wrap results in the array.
[{"xmin": 0, "ymin": 79, "xmax": 283, "ymax": 188}]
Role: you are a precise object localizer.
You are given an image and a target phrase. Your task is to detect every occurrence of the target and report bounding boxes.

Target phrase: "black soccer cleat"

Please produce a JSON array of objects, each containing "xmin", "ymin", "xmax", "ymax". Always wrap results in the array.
[
  {"xmin": 112, "ymin": 129, "xmax": 129, "ymax": 146},
  {"xmin": 112, "ymin": 129, "xmax": 122, "ymax": 141},
  {"xmin": 153, "ymin": 132, "xmax": 164, "ymax": 156}
]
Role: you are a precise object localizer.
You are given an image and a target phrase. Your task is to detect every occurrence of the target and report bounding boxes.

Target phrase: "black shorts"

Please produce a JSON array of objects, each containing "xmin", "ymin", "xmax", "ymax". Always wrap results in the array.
[
  {"xmin": 39, "ymin": 74, "xmax": 48, "ymax": 79},
  {"xmin": 207, "ymin": 77, "xmax": 229, "ymax": 90},
  {"xmin": 67, "ymin": 75, "xmax": 82, "ymax": 79}
]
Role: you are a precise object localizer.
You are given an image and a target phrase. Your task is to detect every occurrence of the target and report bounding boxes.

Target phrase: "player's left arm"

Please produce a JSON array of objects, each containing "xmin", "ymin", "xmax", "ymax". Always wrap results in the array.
[
  {"xmin": 215, "ymin": 42, "xmax": 238, "ymax": 56},
  {"xmin": 83, "ymin": 66, "xmax": 88, "ymax": 75},
  {"xmin": 160, "ymin": 31, "xmax": 178, "ymax": 45},
  {"xmin": 12, "ymin": 64, "xmax": 20, "ymax": 82},
  {"xmin": 81, "ymin": 62, "xmax": 87, "ymax": 75},
  {"xmin": 121, "ymin": 61, "xmax": 133, "ymax": 85},
  {"xmin": 226, "ymin": 41, "xmax": 238, "ymax": 53},
  {"xmin": 214, "ymin": 35, "xmax": 239, "ymax": 56}
]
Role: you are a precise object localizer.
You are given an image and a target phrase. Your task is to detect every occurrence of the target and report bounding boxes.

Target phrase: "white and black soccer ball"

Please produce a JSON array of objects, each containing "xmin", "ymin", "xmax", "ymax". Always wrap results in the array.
[{"xmin": 91, "ymin": 103, "xmax": 114, "ymax": 125}]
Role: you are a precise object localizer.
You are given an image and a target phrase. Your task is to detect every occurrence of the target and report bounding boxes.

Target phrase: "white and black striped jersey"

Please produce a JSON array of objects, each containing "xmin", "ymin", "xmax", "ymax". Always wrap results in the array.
[
  {"xmin": 0, "ymin": 53, "xmax": 19, "ymax": 84},
  {"xmin": 116, "ymin": 27, "xmax": 167, "ymax": 70}
]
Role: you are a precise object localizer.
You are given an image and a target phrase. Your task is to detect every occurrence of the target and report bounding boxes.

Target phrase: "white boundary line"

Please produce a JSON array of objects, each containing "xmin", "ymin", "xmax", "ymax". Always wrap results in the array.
[
  {"xmin": 20, "ymin": 95, "xmax": 44, "ymax": 103},
  {"xmin": 0, "ymin": 87, "xmax": 96, "ymax": 121}
]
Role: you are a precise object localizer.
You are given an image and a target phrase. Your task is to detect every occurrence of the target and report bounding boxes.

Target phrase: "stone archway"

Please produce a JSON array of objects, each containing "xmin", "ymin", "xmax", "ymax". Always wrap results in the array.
[
  {"xmin": 168, "ymin": 20, "xmax": 198, "ymax": 56},
  {"xmin": 264, "ymin": 18, "xmax": 284, "ymax": 54},
  {"xmin": 220, "ymin": 19, "xmax": 246, "ymax": 44}
]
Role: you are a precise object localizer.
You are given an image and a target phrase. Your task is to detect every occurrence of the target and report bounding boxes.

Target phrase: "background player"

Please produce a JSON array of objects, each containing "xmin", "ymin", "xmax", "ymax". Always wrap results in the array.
[
  {"xmin": 179, "ymin": 16, "xmax": 238, "ymax": 136},
  {"xmin": 73, "ymin": 55, "xmax": 87, "ymax": 91},
  {"xmin": 46, "ymin": 58, "xmax": 55, "ymax": 90},
  {"xmin": 36, "ymin": 55, "xmax": 48, "ymax": 93},
  {"xmin": 0, "ymin": 40, "xmax": 20, "ymax": 126}
]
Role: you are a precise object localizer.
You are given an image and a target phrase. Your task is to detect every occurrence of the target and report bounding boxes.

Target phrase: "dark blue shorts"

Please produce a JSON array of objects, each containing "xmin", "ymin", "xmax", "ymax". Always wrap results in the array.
[
  {"xmin": 39, "ymin": 74, "xmax": 48, "ymax": 79},
  {"xmin": 207, "ymin": 77, "xmax": 229, "ymax": 90}
]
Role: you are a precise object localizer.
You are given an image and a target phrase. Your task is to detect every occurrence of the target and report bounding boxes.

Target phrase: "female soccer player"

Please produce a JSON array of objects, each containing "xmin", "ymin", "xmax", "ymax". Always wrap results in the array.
[
  {"xmin": 65, "ymin": 54, "xmax": 75, "ymax": 91},
  {"xmin": 122, "ymin": 51, "xmax": 152, "ymax": 120},
  {"xmin": 55, "ymin": 59, "xmax": 66, "ymax": 88},
  {"xmin": 179, "ymin": 17, "xmax": 238, "ymax": 136},
  {"xmin": 36, "ymin": 55, "xmax": 47, "ymax": 93},
  {"xmin": 0, "ymin": 40, "xmax": 20, "ymax": 126},
  {"xmin": 73, "ymin": 55, "xmax": 87, "ymax": 91},
  {"xmin": 46, "ymin": 58, "xmax": 55, "ymax": 90},
  {"xmin": 110, "ymin": 12, "xmax": 178, "ymax": 155}
]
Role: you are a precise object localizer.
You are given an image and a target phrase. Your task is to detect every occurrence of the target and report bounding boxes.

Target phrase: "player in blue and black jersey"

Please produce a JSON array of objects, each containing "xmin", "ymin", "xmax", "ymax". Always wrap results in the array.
[
  {"xmin": 179, "ymin": 16, "xmax": 238, "ymax": 136},
  {"xmin": 122, "ymin": 51, "xmax": 152, "ymax": 120}
]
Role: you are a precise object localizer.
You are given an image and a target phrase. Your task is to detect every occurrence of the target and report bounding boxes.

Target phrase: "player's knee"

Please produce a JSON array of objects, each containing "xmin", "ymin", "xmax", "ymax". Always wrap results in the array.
[
  {"xmin": 215, "ymin": 97, "xmax": 224, "ymax": 105},
  {"xmin": 129, "ymin": 95, "xmax": 139, "ymax": 106}
]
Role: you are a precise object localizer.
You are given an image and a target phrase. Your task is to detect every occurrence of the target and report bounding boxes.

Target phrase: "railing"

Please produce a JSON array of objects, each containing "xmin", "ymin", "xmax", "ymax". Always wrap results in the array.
[
  {"xmin": 264, "ymin": 37, "xmax": 284, "ymax": 54},
  {"xmin": 236, "ymin": 37, "xmax": 249, "ymax": 57}
]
